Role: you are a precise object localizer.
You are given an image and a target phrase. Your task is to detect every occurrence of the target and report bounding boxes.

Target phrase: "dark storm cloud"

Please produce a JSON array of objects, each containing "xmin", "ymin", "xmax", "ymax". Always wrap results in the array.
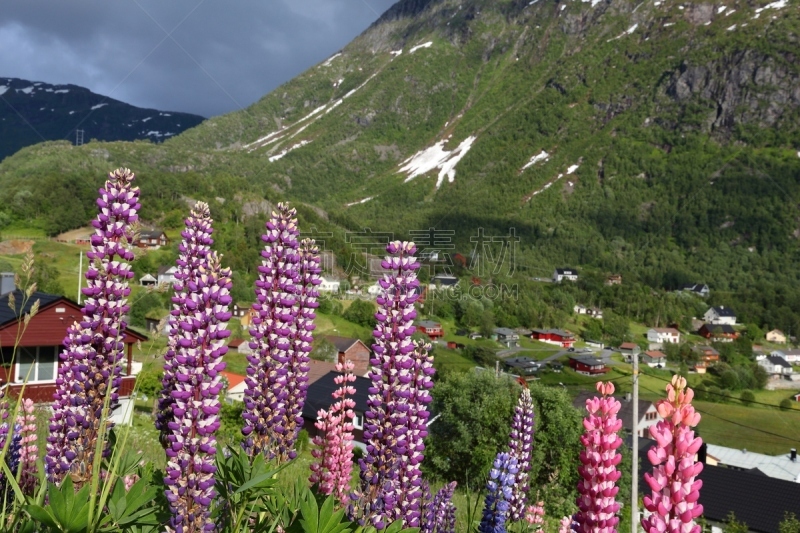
[{"xmin": 0, "ymin": 0, "xmax": 397, "ymax": 117}]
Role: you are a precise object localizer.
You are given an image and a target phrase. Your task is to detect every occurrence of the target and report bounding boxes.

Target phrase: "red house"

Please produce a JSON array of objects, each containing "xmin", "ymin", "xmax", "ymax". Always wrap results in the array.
[
  {"xmin": 531, "ymin": 328, "xmax": 575, "ymax": 348},
  {"xmin": 416, "ymin": 320, "xmax": 444, "ymax": 339},
  {"xmin": 698, "ymin": 324, "xmax": 739, "ymax": 342},
  {"xmin": 568, "ymin": 355, "xmax": 609, "ymax": 375},
  {"xmin": 324, "ymin": 336, "xmax": 372, "ymax": 376},
  {"xmin": 0, "ymin": 288, "xmax": 146, "ymax": 406}
]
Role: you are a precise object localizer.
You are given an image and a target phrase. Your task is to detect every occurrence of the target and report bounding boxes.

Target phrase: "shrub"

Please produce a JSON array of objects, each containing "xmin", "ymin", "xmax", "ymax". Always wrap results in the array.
[
  {"xmin": 739, "ymin": 390, "xmax": 755, "ymax": 406},
  {"xmin": 780, "ymin": 398, "xmax": 793, "ymax": 411}
]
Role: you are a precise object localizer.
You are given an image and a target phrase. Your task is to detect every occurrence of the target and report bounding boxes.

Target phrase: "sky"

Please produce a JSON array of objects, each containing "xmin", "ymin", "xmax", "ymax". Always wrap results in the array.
[{"xmin": 0, "ymin": 0, "xmax": 398, "ymax": 118}]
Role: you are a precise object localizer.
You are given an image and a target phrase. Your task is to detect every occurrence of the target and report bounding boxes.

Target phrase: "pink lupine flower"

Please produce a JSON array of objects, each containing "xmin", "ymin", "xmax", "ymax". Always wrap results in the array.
[
  {"xmin": 574, "ymin": 381, "xmax": 623, "ymax": 533},
  {"xmin": 641, "ymin": 376, "xmax": 704, "ymax": 533},
  {"xmin": 524, "ymin": 501, "xmax": 545, "ymax": 529},
  {"xmin": 309, "ymin": 360, "xmax": 357, "ymax": 505},
  {"xmin": 16, "ymin": 398, "xmax": 37, "ymax": 495},
  {"xmin": 559, "ymin": 516, "xmax": 575, "ymax": 533}
]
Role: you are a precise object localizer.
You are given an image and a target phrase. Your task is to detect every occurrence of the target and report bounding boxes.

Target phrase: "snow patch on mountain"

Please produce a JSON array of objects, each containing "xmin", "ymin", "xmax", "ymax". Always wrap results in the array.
[
  {"xmin": 90, "ymin": 103, "xmax": 108, "ymax": 111},
  {"xmin": 269, "ymin": 140, "xmax": 312, "ymax": 162},
  {"xmin": 521, "ymin": 150, "xmax": 550, "ymax": 171},
  {"xmin": 322, "ymin": 53, "xmax": 342, "ymax": 67},
  {"xmin": 399, "ymin": 135, "xmax": 477, "ymax": 189},
  {"xmin": 410, "ymin": 41, "xmax": 433, "ymax": 53},
  {"xmin": 346, "ymin": 196, "xmax": 374, "ymax": 207}
]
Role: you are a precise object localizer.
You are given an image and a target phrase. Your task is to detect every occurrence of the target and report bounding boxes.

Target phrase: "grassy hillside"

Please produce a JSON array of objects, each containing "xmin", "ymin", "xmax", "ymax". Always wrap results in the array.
[{"xmin": 1, "ymin": 0, "xmax": 799, "ymax": 331}]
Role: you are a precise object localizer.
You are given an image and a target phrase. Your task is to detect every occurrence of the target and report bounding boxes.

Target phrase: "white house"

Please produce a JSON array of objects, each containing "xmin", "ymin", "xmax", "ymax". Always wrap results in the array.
[
  {"xmin": 367, "ymin": 283, "xmax": 381, "ymax": 297},
  {"xmin": 681, "ymin": 283, "xmax": 710, "ymax": 297},
  {"xmin": 758, "ymin": 356, "xmax": 793, "ymax": 376},
  {"xmin": 642, "ymin": 350, "xmax": 667, "ymax": 368},
  {"xmin": 318, "ymin": 277, "xmax": 341, "ymax": 293},
  {"xmin": 772, "ymin": 349, "xmax": 800, "ymax": 363},
  {"xmin": 430, "ymin": 273, "xmax": 459, "ymax": 289},
  {"xmin": 157, "ymin": 266, "xmax": 179, "ymax": 287},
  {"xmin": 553, "ymin": 268, "xmax": 578, "ymax": 283},
  {"xmin": 705, "ymin": 444, "xmax": 800, "ymax": 483},
  {"xmin": 221, "ymin": 371, "xmax": 247, "ymax": 403},
  {"xmin": 703, "ymin": 306, "xmax": 736, "ymax": 325},
  {"xmin": 139, "ymin": 273, "xmax": 157, "ymax": 287},
  {"xmin": 646, "ymin": 327, "xmax": 681, "ymax": 345}
]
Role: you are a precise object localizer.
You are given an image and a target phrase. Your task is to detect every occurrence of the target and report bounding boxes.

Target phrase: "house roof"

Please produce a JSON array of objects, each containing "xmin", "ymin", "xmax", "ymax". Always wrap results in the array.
[
  {"xmin": 705, "ymin": 444, "xmax": 800, "ymax": 483},
  {"xmin": 302, "ymin": 371, "xmax": 372, "ymax": 418},
  {"xmin": 568, "ymin": 355, "xmax": 605, "ymax": 367},
  {"xmin": 493, "ymin": 327, "xmax": 517, "ymax": 336},
  {"xmin": 228, "ymin": 338, "xmax": 244, "ymax": 348},
  {"xmin": 643, "ymin": 350, "xmax": 666, "ymax": 361},
  {"xmin": 766, "ymin": 356, "xmax": 792, "ymax": 369},
  {"xmin": 700, "ymin": 323, "xmax": 737, "ymax": 334},
  {"xmin": 709, "ymin": 306, "xmax": 736, "ymax": 317},
  {"xmin": 649, "ymin": 327, "xmax": 679, "ymax": 335},
  {"xmin": 307, "ymin": 360, "xmax": 340, "ymax": 385},
  {"xmin": 157, "ymin": 265, "xmax": 177, "ymax": 276},
  {"xmin": 323, "ymin": 335, "xmax": 365, "ymax": 353},
  {"xmin": 555, "ymin": 268, "xmax": 577, "ymax": 275},
  {"xmin": 532, "ymin": 328, "xmax": 574, "ymax": 337},
  {"xmin": 0, "ymin": 290, "xmax": 62, "ymax": 328},
  {"xmin": 573, "ymin": 392, "xmax": 654, "ymax": 432},
  {"xmin": 698, "ymin": 463, "xmax": 800, "ymax": 533},
  {"xmin": 767, "ymin": 329, "xmax": 785, "ymax": 336},
  {"xmin": 220, "ymin": 371, "xmax": 246, "ymax": 391},
  {"xmin": 681, "ymin": 283, "xmax": 708, "ymax": 293},
  {"xmin": 140, "ymin": 230, "xmax": 165, "ymax": 239},
  {"xmin": 416, "ymin": 320, "xmax": 441, "ymax": 328},
  {"xmin": 619, "ymin": 342, "xmax": 639, "ymax": 350},
  {"xmin": 693, "ymin": 345, "xmax": 719, "ymax": 355},
  {"xmin": 504, "ymin": 356, "xmax": 539, "ymax": 368},
  {"xmin": 431, "ymin": 274, "xmax": 458, "ymax": 286},
  {"xmin": 139, "ymin": 273, "xmax": 157, "ymax": 281}
]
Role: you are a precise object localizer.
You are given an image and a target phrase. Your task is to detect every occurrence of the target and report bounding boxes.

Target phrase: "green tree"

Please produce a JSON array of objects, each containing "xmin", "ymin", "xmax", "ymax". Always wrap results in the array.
[
  {"xmin": 463, "ymin": 345, "xmax": 498, "ymax": 368},
  {"xmin": 29, "ymin": 258, "xmax": 64, "ymax": 295},
  {"xmin": 342, "ymin": 299, "xmax": 376, "ymax": 328},
  {"xmin": 135, "ymin": 367, "xmax": 163, "ymax": 397},
  {"xmin": 129, "ymin": 291, "xmax": 166, "ymax": 329},
  {"xmin": 723, "ymin": 512, "xmax": 749, "ymax": 533},
  {"xmin": 311, "ymin": 338, "xmax": 337, "ymax": 362},
  {"xmin": 779, "ymin": 513, "xmax": 800, "ymax": 533},
  {"xmin": 740, "ymin": 390, "xmax": 755, "ymax": 406},
  {"xmin": 780, "ymin": 398, "xmax": 793, "ymax": 411}
]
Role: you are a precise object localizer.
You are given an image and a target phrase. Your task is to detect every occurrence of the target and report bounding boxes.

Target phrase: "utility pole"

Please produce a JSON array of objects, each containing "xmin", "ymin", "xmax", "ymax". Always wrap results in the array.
[
  {"xmin": 632, "ymin": 350, "xmax": 639, "ymax": 533},
  {"xmin": 77, "ymin": 252, "xmax": 83, "ymax": 304},
  {"xmin": 495, "ymin": 359, "xmax": 500, "ymax": 378}
]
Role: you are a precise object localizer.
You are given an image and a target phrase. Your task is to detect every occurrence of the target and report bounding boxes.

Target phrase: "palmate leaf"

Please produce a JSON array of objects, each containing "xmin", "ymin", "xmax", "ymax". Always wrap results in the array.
[{"xmin": 24, "ymin": 478, "xmax": 92, "ymax": 532}]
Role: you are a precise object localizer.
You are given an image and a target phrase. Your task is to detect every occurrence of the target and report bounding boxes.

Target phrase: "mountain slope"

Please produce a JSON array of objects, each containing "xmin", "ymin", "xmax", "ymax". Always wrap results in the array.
[
  {"xmin": 1, "ymin": 0, "xmax": 800, "ymax": 329},
  {"xmin": 0, "ymin": 77, "xmax": 205, "ymax": 160}
]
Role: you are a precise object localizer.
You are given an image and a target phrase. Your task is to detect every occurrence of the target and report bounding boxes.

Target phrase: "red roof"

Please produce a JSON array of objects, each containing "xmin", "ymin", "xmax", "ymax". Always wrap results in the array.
[
  {"xmin": 620, "ymin": 342, "xmax": 638, "ymax": 350},
  {"xmin": 220, "ymin": 371, "xmax": 246, "ymax": 390},
  {"xmin": 228, "ymin": 338, "xmax": 244, "ymax": 348}
]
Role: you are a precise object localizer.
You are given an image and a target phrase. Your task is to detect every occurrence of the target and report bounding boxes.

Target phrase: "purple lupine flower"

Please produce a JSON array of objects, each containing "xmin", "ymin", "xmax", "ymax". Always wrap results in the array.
[
  {"xmin": 421, "ymin": 481, "xmax": 458, "ymax": 533},
  {"xmin": 242, "ymin": 203, "xmax": 320, "ymax": 462},
  {"xmin": 479, "ymin": 452, "xmax": 519, "ymax": 533},
  {"xmin": 574, "ymin": 381, "xmax": 623, "ymax": 533},
  {"xmin": 157, "ymin": 201, "xmax": 215, "ymax": 444},
  {"xmin": 47, "ymin": 168, "xmax": 140, "ymax": 485},
  {"xmin": 507, "ymin": 387, "xmax": 535, "ymax": 522},
  {"xmin": 353, "ymin": 241, "xmax": 425, "ymax": 529},
  {"xmin": 162, "ymin": 250, "xmax": 232, "ymax": 533}
]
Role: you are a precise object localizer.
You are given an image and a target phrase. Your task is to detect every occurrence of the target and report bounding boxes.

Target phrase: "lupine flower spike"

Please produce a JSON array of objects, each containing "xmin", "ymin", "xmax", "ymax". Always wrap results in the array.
[
  {"xmin": 157, "ymin": 201, "xmax": 216, "ymax": 443},
  {"xmin": 16, "ymin": 398, "xmax": 38, "ymax": 495},
  {"xmin": 574, "ymin": 381, "xmax": 623, "ymax": 533},
  {"xmin": 242, "ymin": 202, "xmax": 301, "ymax": 460},
  {"xmin": 508, "ymin": 387, "xmax": 535, "ymax": 522},
  {"xmin": 421, "ymin": 481, "xmax": 457, "ymax": 533},
  {"xmin": 162, "ymin": 247, "xmax": 232, "ymax": 533},
  {"xmin": 310, "ymin": 360, "xmax": 357, "ymax": 505},
  {"xmin": 525, "ymin": 500, "xmax": 545, "ymax": 530},
  {"xmin": 559, "ymin": 516, "xmax": 576, "ymax": 533},
  {"xmin": 641, "ymin": 376, "xmax": 704, "ymax": 533},
  {"xmin": 354, "ymin": 241, "xmax": 435, "ymax": 529},
  {"xmin": 47, "ymin": 168, "xmax": 140, "ymax": 485},
  {"xmin": 479, "ymin": 452, "xmax": 519, "ymax": 533}
]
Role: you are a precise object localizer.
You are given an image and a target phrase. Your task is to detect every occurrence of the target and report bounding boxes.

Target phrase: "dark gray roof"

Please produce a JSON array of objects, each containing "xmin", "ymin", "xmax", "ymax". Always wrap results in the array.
[
  {"xmin": 493, "ymin": 327, "xmax": 517, "ymax": 337},
  {"xmin": 302, "ymin": 371, "xmax": 372, "ymax": 418},
  {"xmin": 416, "ymin": 320, "xmax": 441, "ymax": 328},
  {"xmin": 504, "ymin": 356, "xmax": 539, "ymax": 368},
  {"xmin": 767, "ymin": 356, "xmax": 792, "ymax": 369},
  {"xmin": 698, "ymin": 464, "xmax": 800, "ymax": 533},
  {"xmin": 711, "ymin": 306, "xmax": 736, "ymax": 317},
  {"xmin": 431, "ymin": 274, "xmax": 458, "ymax": 286},
  {"xmin": 139, "ymin": 230, "xmax": 165, "ymax": 239},
  {"xmin": 555, "ymin": 268, "xmax": 577, "ymax": 275},
  {"xmin": 568, "ymin": 355, "xmax": 604, "ymax": 366},
  {"xmin": 574, "ymin": 392, "xmax": 654, "ymax": 432},
  {"xmin": 0, "ymin": 290, "xmax": 63, "ymax": 328},
  {"xmin": 700, "ymin": 324, "xmax": 737, "ymax": 334}
]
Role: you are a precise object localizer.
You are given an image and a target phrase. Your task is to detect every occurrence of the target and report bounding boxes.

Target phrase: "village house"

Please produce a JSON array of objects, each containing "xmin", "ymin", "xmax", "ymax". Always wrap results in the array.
[
  {"xmin": 794, "ymin": 392, "xmax": 800, "ymax": 402},
  {"xmin": 503, "ymin": 356, "xmax": 541, "ymax": 377},
  {"xmin": 681, "ymin": 283, "xmax": 710, "ymax": 297},
  {"xmin": 492, "ymin": 327, "xmax": 520, "ymax": 348},
  {"xmin": 552, "ymin": 268, "xmax": 578, "ymax": 283},
  {"xmin": 771, "ymin": 349, "xmax": 800, "ymax": 363},
  {"xmin": 231, "ymin": 302, "xmax": 252, "ymax": 319},
  {"xmin": 430, "ymin": 273, "xmax": 459, "ymax": 289},
  {"xmin": 574, "ymin": 392, "xmax": 660, "ymax": 437},
  {"xmin": 574, "ymin": 305, "xmax": 603, "ymax": 319},
  {"xmin": 568, "ymin": 355, "xmax": 608, "ymax": 375},
  {"xmin": 157, "ymin": 265, "xmax": 179, "ymax": 287},
  {"xmin": 766, "ymin": 329, "xmax": 787, "ymax": 344},
  {"xmin": 605, "ymin": 274, "xmax": 622, "ymax": 286},
  {"xmin": 619, "ymin": 342, "xmax": 641, "ymax": 361},
  {"xmin": 303, "ymin": 371, "xmax": 370, "ymax": 450},
  {"xmin": 758, "ymin": 356, "xmax": 793, "ymax": 378},
  {"xmin": 139, "ymin": 273, "xmax": 157, "ymax": 287},
  {"xmin": 705, "ymin": 445, "xmax": 800, "ymax": 483},
  {"xmin": 418, "ymin": 250, "xmax": 440, "ymax": 262},
  {"xmin": 318, "ymin": 277, "xmax": 341, "ymax": 293},
  {"xmin": 323, "ymin": 335, "xmax": 372, "ymax": 375},
  {"xmin": 415, "ymin": 320, "xmax": 444, "ymax": 340},
  {"xmin": 531, "ymin": 328, "xmax": 575, "ymax": 348},
  {"xmin": 0, "ymin": 283, "xmax": 146, "ymax": 424},
  {"xmin": 646, "ymin": 327, "xmax": 680, "ymax": 347},
  {"xmin": 703, "ymin": 306, "xmax": 736, "ymax": 325},
  {"xmin": 642, "ymin": 350, "xmax": 666, "ymax": 368},
  {"xmin": 698, "ymin": 323, "xmax": 739, "ymax": 342},
  {"xmin": 220, "ymin": 371, "xmax": 247, "ymax": 403},
  {"xmin": 135, "ymin": 229, "xmax": 169, "ymax": 249},
  {"xmin": 693, "ymin": 346, "xmax": 720, "ymax": 370},
  {"xmin": 584, "ymin": 339, "xmax": 605, "ymax": 350}
]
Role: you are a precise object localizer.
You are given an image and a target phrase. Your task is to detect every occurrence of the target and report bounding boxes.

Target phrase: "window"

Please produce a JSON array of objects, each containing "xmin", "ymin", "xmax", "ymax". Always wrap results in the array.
[
  {"xmin": 16, "ymin": 346, "xmax": 58, "ymax": 382},
  {"xmin": 353, "ymin": 412, "xmax": 364, "ymax": 430}
]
